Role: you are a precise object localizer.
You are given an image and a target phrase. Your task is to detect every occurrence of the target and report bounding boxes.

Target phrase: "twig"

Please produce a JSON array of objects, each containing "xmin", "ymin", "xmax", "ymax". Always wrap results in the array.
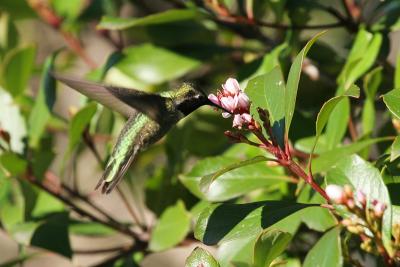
[
  {"xmin": 24, "ymin": 171, "xmax": 141, "ymax": 239},
  {"xmin": 116, "ymin": 186, "xmax": 143, "ymax": 226},
  {"xmin": 73, "ymin": 245, "xmax": 130, "ymax": 254}
]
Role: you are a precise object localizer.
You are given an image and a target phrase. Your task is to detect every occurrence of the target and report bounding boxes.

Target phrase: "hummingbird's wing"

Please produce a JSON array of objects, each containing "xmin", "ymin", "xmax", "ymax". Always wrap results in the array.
[{"xmin": 53, "ymin": 73, "xmax": 169, "ymax": 121}]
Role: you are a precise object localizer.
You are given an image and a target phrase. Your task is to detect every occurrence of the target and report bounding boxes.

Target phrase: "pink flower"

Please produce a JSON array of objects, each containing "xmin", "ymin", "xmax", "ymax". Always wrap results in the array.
[
  {"xmin": 208, "ymin": 77, "xmax": 253, "ymax": 129},
  {"xmin": 208, "ymin": 94, "xmax": 220, "ymax": 106},
  {"xmin": 222, "ymin": 78, "xmax": 241, "ymax": 95},
  {"xmin": 373, "ymin": 201, "xmax": 387, "ymax": 217},
  {"xmin": 326, "ymin": 185, "xmax": 346, "ymax": 204}
]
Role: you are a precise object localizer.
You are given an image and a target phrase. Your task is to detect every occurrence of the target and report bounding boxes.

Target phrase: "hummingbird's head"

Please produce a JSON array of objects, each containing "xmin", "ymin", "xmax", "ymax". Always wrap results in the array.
[{"xmin": 174, "ymin": 83, "xmax": 219, "ymax": 116}]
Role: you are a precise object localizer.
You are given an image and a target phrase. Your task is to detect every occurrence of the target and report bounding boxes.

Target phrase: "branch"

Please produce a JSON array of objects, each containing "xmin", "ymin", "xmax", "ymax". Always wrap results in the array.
[{"xmin": 24, "ymin": 170, "xmax": 143, "ymax": 240}]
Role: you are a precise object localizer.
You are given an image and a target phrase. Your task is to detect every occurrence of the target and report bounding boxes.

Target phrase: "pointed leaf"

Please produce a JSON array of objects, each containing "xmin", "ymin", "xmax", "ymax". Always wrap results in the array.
[
  {"xmin": 98, "ymin": 9, "xmax": 200, "ymax": 30},
  {"xmin": 28, "ymin": 52, "xmax": 58, "ymax": 148},
  {"xmin": 326, "ymin": 155, "xmax": 392, "ymax": 254},
  {"xmin": 199, "ymin": 156, "xmax": 274, "ymax": 194},
  {"xmin": 194, "ymin": 201, "xmax": 313, "ymax": 245},
  {"xmin": 246, "ymin": 66, "xmax": 286, "ymax": 147},
  {"xmin": 395, "ymin": 54, "xmax": 400, "ymax": 89},
  {"xmin": 180, "ymin": 156, "xmax": 292, "ymax": 201},
  {"xmin": 185, "ymin": 247, "xmax": 220, "ymax": 267},
  {"xmin": 309, "ymin": 85, "xmax": 360, "ymax": 168},
  {"xmin": 253, "ymin": 229, "xmax": 292, "ymax": 267},
  {"xmin": 362, "ymin": 67, "xmax": 382, "ymax": 137},
  {"xmin": 285, "ymin": 31, "xmax": 325, "ymax": 137},
  {"xmin": 1, "ymin": 45, "xmax": 36, "ymax": 96},
  {"xmin": 311, "ymin": 137, "xmax": 391, "ymax": 173},
  {"xmin": 383, "ymin": 89, "xmax": 400, "ymax": 119},
  {"xmin": 303, "ymin": 227, "xmax": 342, "ymax": 267},
  {"xmin": 149, "ymin": 200, "xmax": 191, "ymax": 252}
]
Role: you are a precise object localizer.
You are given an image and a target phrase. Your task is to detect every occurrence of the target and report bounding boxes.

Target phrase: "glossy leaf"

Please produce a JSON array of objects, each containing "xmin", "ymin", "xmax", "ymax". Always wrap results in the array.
[
  {"xmin": 253, "ymin": 229, "xmax": 292, "ymax": 267},
  {"xmin": 199, "ymin": 156, "xmax": 274, "ymax": 194},
  {"xmin": 30, "ymin": 212, "xmax": 72, "ymax": 258},
  {"xmin": 311, "ymin": 137, "xmax": 391, "ymax": 173},
  {"xmin": 391, "ymin": 136, "xmax": 400, "ymax": 162},
  {"xmin": 1, "ymin": 45, "xmax": 35, "ymax": 96},
  {"xmin": 185, "ymin": 247, "xmax": 220, "ymax": 267},
  {"xmin": 246, "ymin": 66, "xmax": 285, "ymax": 147},
  {"xmin": 28, "ymin": 52, "xmax": 57, "ymax": 148},
  {"xmin": 69, "ymin": 222, "xmax": 115, "ymax": 236},
  {"xmin": 108, "ymin": 44, "xmax": 200, "ymax": 88},
  {"xmin": 179, "ymin": 156, "xmax": 292, "ymax": 201},
  {"xmin": 326, "ymin": 155, "xmax": 392, "ymax": 254},
  {"xmin": 309, "ymin": 85, "xmax": 360, "ymax": 168},
  {"xmin": 194, "ymin": 201, "xmax": 313, "ymax": 245},
  {"xmin": 67, "ymin": 102, "xmax": 97, "ymax": 153},
  {"xmin": 303, "ymin": 227, "xmax": 342, "ymax": 267},
  {"xmin": 98, "ymin": 9, "xmax": 200, "ymax": 30},
  {"xmin": 383, "ymin": 89, "xmax": 400, "ymax": 119},
  {"xmin": 149, "ymin": 200, "xmax": 191, "ymax": 251},
  {"xmin": 285, "ymin": 31, "xmax": 325, "ymax": 137}
]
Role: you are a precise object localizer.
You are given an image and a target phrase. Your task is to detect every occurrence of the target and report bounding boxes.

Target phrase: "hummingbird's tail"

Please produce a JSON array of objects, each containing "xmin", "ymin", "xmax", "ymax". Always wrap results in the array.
[{"xmin": 95, "ymin": 115, "xmax": 141, "ymax": 194}]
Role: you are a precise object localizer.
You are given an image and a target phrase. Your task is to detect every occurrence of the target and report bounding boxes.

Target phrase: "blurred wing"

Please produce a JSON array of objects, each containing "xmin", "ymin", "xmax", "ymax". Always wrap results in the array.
[{"xmin": 53, "ymin": 73, "xmax": 168, "ymax": 120}]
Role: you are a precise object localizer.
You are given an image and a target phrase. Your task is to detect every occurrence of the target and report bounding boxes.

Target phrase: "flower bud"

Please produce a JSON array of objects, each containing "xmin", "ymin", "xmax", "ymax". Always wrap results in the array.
[
  {"xmin": 208, "ymin": 94, "xmax": 220, "ymax": 105},
  {"xmin": 326, "ymin": 185, "xmax": 346, "ymax": 204},
  {"xmin": 222, "ymin": 78, "xmax": 241, "ymax": 95},
  {"xmin": 374, "ymin": 202, "xmax": 387, "ymax": 217}
]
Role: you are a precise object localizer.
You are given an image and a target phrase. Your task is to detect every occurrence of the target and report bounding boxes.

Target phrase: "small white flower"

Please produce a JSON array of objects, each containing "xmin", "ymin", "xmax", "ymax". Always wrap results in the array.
[{"xmin": 326, "ymin": 185, "xmax": 346, "ymax": 204}]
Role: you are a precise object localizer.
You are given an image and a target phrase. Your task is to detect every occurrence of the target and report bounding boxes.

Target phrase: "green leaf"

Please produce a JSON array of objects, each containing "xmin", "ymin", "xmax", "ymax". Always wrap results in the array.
[
  {"xmin": 0, "ymin": 0, "xmax": 35, "ymax": 19},
  {"xmin": 311, "ymin": 137, "xmax": 391, "ymax": 173},
  {"xmin": 246, "ymin": 66, "xmax": 286, "ymax": 147},
  {"xmin": 98, "ymin": 9, "xmax": 200, "ymax": 30},
  {"xmin": 326, "ymin": 155, "xmax": 393, "ymax": 254},
  {"xmin": 0, "ymin": 13, "xmax": 18, "ymax": 57},
  {"xmin": 194, "ymin": 201, "xmax": 313, "ymax": 245},
  {"xmin": 0, "ymin": 88, "xmax": 27, "ymax": 153},
  {"xmin": 108, "ymin": 44, "xmax": 200, "ymax": 88},
  {"xmin": 1, "ymin": 45, "xmax": 36, "ymax": 97},
  {"xmin": 30, "ymin": 212, "xmax": 72, "ymax": 258},
  {"xmin": 383, "ymin": 89, "xmax": 400, "ymax": 119},
  {"xmin": 395, "ymin": 54, "xmax": 400, "ymax": 89},
  {"xmin": 391, "ymin": 136, "xmax": 400, "ymax": 162},
  {"xmin": 185, "ymin": 247, "xmax": 220, "ymax": 267},
  {"xmin": 338, "ymin": 29, "xmax": 382, "ymax": 87},
  {"xmin": 149, "ymin": 200, "xmax": 191, "ymax": 251},
  {"xmin": 285, "ymin": 31, "xmax": 325, "ymax": 137},
  {"xmin": 67, "ymin": 102, "xmax": 97, "ymax": 153},
  {"xmin": 179, "ymin": 156, "xmax": 292, "ymax": 201},
  {"xmin": 253, "ymin": 229, "xmax": 292, "ymax": 267},
  {"xmin": 362, "ymin": 67, "xmax": 382, "ymax": 137},
  {"xmin": 199, "ymin": 156, "xmax": 273, "ymax": 194},
  {"xmin": 0, "ymin": 152, "xmax": 27, "ymax": 176},
  {"xmin": 51, "ymin": 0, "xmax": 86, "ymax": 20},
  {"xmin": 28, "ymin": 52, "xmax": 58, "ymax": 148},
  {"xmin": 309, "ymin": 85, "xmax": 360, "ymax": 169},
  {"xmin": 303, "ymin": 227, "xmax": 342, "ymax": 267}
]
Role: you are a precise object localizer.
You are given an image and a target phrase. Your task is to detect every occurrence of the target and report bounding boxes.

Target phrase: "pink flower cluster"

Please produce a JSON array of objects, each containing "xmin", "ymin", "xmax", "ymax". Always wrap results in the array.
[
  {"xmin": 208, "ymin": 78, "xmax": 253, "ymax": 129},
  {"xmin": 326, "ymin": 184, "xmax": 387, "ymax": 217}
]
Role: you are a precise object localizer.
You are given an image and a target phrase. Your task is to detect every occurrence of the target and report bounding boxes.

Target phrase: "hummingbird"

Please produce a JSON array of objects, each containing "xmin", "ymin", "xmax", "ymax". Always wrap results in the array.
[{"xmin": 53, "ymin": 74, "xmax": 219, "ymax": 194}]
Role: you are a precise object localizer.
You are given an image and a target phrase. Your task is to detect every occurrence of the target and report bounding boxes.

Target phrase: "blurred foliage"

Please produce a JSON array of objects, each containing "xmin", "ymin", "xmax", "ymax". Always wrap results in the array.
[{"xmin": 0, "ymin": 0, "xmax": 400, "ymax": 266}]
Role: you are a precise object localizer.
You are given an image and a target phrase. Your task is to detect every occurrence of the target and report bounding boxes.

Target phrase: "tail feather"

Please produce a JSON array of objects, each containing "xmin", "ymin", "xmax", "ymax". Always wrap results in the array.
[{"xmin": 96, "ymin": 146, "xmax": 139, "ymax": 194}]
